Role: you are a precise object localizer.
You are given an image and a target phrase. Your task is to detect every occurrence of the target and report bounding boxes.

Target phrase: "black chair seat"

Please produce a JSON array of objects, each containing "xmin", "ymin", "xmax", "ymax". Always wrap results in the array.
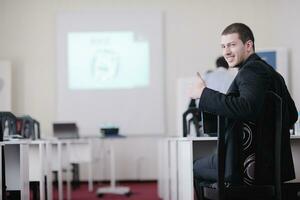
[
  {"xmin": 282, "ymin": 182, "xmax": 300, "ymax": 200},
  {"xmin": 203, "ymin": 185, "xmax": 275, "ymax": 200}
]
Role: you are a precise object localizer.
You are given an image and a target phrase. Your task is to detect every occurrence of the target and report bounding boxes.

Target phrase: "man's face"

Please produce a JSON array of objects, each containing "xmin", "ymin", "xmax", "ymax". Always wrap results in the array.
[{"xmin": 221, "ymin": 33, "xmax": 253, "ymax": 68}]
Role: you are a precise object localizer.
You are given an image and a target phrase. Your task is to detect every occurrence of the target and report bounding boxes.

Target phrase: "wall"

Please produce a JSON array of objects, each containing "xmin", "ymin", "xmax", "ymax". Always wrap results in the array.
[
  {"xmin": 0, "ymin": 61, "xmax": 12, "ymax": 111},
  {"xmin": 0, "ymin": 0, "xmax": 299, "ymax": 137}
]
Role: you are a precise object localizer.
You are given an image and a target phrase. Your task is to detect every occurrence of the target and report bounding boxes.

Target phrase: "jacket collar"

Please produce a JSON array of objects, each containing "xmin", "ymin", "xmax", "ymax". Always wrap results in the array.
[{"xmin": 236, "ymin": 53, "xmax": 261, "ymax": 70}]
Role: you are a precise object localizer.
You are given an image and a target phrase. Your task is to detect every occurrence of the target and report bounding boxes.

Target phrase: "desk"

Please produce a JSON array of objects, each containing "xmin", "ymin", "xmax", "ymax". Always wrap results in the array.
[
  {"xmin": 158, "ymin": 137, "xmax": 216, "ymax": 200},
  {"xmin": 96, "ymin": 137, "xmax": 131, "ymax": 196},
  {"xmin": 4, "ymin": 140, "xmax": 30, "ymax": 200},
  {"xmin": 0, "ymin": 142, "xmax": 3, "ymax": 200},
  {"xmin": 2, "ymin": 138, "xmax": 101, "ymax": 200},
  {"xmin": 49, "ymin": 140, "xmax": 69, "ymax": 200},
  {"xmin": 65, "ymin": 138, "xmax": 100, "ymax": 192},
  {"xmin": 290, "ymin": 136, "xmax": 300, "ymax": 182},
  {"xmin": 158, "ymin": 136, "xmax": 300, "ymax": 200},
  {"xmin": 28, "ymin": 140, "xmax": 52, "ymax": 200},
  {"xmin": 48, "ymin": 138, "xmax": 100, "ymax": 200},
  {"xmin": 45, "ymin": 141, "xmax": 53, "ymax": 200}
]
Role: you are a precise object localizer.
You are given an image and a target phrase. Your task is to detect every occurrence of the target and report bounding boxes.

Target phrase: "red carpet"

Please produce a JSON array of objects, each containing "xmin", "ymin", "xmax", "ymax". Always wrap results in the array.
[{"xmin": 53, "ymin": 181, "xmax": 161, "ymax": 200}]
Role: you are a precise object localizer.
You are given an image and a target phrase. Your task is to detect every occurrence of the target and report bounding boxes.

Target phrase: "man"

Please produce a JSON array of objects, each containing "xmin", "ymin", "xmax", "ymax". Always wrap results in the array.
[{"xmin": 189, "ymin": 23, "xmax": 298, "ymax": 198}]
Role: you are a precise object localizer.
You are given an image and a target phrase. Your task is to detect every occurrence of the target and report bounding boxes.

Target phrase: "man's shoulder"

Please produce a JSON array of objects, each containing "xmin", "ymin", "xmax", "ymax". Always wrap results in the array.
[
  {"xmin": 244, "ymin": 59, "xmax": 266, "ymax": 68},
  {"xmin": 240, "ymin": 58, "xmax": 271, "ymax": 74},
  {"xmin": 235, "ymin": 59, "xmax": 273, "ymax": 84},
  {"xmin": 244, "ymin": 53, "xmax": 274, "ymax": 70}
]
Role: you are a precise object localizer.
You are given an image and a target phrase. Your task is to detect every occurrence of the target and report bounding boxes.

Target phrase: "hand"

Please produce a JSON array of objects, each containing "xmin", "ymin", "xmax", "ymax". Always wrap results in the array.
[{"xmin": 188, "ymin": 72, "xmax": 206, "ymax": 99}]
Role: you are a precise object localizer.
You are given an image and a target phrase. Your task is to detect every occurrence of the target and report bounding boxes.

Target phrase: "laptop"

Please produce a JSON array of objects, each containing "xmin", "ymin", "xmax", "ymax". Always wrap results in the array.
[{"xmin": 53, "ymin": 122, "xmax": 79, "ymax": 139}]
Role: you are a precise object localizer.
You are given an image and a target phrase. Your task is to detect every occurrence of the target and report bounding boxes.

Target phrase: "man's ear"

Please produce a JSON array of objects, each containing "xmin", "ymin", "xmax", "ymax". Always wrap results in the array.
[{"xmin": 246, "ymin": 40, "xmax": 254, "ymax": 52}]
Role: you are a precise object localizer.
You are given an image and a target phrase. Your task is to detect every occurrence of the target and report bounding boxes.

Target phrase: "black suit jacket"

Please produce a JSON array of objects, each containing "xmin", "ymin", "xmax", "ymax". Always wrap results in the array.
[{"xmin": 198, "ymin": 53, "xmax": 298, "ymax": 184}]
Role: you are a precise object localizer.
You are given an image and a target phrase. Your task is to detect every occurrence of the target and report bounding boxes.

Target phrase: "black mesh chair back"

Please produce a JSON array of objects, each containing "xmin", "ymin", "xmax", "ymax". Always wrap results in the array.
[
  {"xmin": 200, "ymin": 91, "xmax": 283, "ymax": 200},
  {"xmin": 17, "ymin": 116, "xmax": 40, "ymax": 140},
  {"xmin": 183, "ymin": 107, "xmax": 202, "ymax": 137},
  {"xmin": 0, "ymin": 112, "xmax": 18, "ymax": 140}
]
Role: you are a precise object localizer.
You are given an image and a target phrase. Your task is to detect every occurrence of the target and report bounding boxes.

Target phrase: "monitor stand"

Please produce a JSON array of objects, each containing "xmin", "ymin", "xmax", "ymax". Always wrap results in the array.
[{"xmin": 96, "ymin": 140, "xmax": 131, "ymax": 197}]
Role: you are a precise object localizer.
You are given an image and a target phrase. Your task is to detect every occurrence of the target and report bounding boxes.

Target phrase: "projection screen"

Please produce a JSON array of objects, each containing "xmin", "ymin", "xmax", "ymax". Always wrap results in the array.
[{"xmin": 56, "ymin": 10, "xmax": 165, "ymax": 136}]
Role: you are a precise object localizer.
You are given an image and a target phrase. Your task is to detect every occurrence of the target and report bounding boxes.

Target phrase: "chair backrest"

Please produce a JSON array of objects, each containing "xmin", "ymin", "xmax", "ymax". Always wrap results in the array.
[
  {"xmin": 183, "ymin": 103, "xmax": 220, "ymax": 137},
  {"xmin": 0, "ymin": 112, "xmax": 18, "ymax": 140},
  {"xmin": 17, "ymin": 116, "xmax": 41, "ymax": 140},
  {"xmin": 182, "ymin": 107, "xmax": 202, "ymax": 137},
  {"xmin": 271, "ymin": 91, "xmax": 283, "ymax": 199},
  {"xmin": 216, "ymin": 91, "xmax": 283, "ymax": 200}
]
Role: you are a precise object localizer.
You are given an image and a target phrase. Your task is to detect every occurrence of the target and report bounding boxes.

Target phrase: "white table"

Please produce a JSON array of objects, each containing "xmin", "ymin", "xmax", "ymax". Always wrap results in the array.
[
  {"xmin": 2, "ymin": 137, "xmax": 102, "ymax": 200},
  {"xmin": 0, "ymin": 142, "xmax": 4, "ymax": 200},
  {"xmin": 65, "ymin": 138, "xmax": 100, "ymax": 192},
  {"xmin": 48, "ymin": 138, "xmax": 101, "ymax": 200},
  {"xmin": 49, "ymin": 140, "xmax": 70, "ymax": 200},
  {"xmin": 96, "ymin": 137, "xmax": 131, "ymax": 196},
  {"xmin": 28, "ymin": 140, "xmax": 53, "ymax": 200},
  {"xmin": 4, "ymin": 140, "xmax": 30, "ymax": 200},
  {"xmin": 158, "ymin": 137, "xmax": 216, "ymax": 200},
  {"xmin": 158, "ymin": 136, "xmax": 300, "ymax": 200}
]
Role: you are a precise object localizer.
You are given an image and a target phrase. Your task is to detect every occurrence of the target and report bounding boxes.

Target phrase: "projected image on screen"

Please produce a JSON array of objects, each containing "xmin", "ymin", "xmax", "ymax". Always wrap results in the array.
[{"xmin": 68, "ymin": 31, "xmax": 150, "ymax": 90}]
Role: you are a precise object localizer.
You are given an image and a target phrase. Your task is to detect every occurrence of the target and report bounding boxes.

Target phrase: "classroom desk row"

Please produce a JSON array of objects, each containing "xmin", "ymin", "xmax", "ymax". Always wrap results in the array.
[
  {"xmin": 158, "ymin": 136, "xmax": 300, "ymax": 200},
  {"xmin": 0, "ymin": 138, "xmax": 102, "ymax": 200}
]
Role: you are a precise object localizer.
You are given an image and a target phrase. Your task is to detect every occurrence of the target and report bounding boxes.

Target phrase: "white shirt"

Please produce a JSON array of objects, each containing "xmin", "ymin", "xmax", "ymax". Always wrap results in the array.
[{"xmin": 203, "ymin": 67, "xmax": 237, "ymax": 94}]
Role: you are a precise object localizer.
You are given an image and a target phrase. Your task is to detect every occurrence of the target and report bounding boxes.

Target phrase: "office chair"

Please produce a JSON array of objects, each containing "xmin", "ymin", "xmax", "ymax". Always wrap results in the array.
[
  {"xmin": 17, "ymin": 115, "xmax": 40, "ymax": 140},
  {"xmin": 183, "ymin": 107, "xmax": 202, "ymax": 137},
  {"xmin": 196, "ymin": 91, "xmax": 299, "ymax": 200},
  {"xmin": 0, "ymin": 112, "xmax": 18, "ymax": 139}
]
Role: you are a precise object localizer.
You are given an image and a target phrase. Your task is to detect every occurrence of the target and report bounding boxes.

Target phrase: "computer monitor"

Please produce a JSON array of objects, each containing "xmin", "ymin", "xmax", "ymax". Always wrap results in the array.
[
  {"xmin": 202, "ymin": 112, "xmax": 218, "ymax": 137},
  {"xmin": 53, "ymin": 122, "xmax": 79, "ymax": 139}
]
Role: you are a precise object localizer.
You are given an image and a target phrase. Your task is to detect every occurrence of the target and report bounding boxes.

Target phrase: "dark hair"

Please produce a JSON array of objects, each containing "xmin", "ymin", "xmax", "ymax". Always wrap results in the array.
[
  {"xmin": 216, "ymin": 56, "xmax": 229, "ymax": 69},
  {"xmin": 222, "ymin": 23, "xmax": 255, "ymax": 51}
]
